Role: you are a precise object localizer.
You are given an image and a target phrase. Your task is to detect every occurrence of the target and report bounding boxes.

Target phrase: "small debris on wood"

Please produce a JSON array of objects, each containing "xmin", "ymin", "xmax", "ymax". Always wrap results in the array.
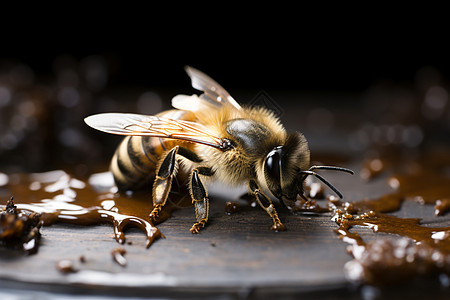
[
  {"xmin": 111, "ymin": 247, "xmax": 127, "ymax": 267},
  {"xmin": 56, "ymin": 259, "xmax": 78, "ymax": 274},
  {"xmin": 225, "ymin": 201, "xmax": 239, "ymax": 215}
]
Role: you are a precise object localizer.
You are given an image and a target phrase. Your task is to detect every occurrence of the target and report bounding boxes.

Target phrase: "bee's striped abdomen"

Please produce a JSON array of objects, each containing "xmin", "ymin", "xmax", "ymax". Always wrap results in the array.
[
  {"xmin": 111, "ymin": 135, "xmax": 157, "ymax": 190},
  {"xmin": 110, "ymin": 109, "xmax": 197, "ymax": 191}
]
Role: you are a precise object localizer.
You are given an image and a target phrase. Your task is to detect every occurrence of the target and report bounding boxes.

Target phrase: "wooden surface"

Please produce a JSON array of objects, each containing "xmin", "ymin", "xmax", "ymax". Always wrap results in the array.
[
  {"xmin": 3, "ymin": 166, "xmax": 449, "ymax": 299},
  {"xmin": 0, "ymin": 169, "xmax": 351, "ymax": 292}
]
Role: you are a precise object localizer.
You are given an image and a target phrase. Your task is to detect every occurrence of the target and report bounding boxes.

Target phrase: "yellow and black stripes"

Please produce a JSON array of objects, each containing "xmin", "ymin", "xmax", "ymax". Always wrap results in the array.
[
  {"xmin": 110, "ymin": 110, "xmax": 200, "ymax": 191},
  {"xmin": 111, "ymin": 136, "xmax": 158, "ymax": 190}
]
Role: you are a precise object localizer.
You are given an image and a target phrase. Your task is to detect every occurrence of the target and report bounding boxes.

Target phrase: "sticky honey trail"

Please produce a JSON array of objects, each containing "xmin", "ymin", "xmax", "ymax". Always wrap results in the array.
[
  {"xmin": 329, "ymin": 152, "xmax": 450, "ymax": 286},
  {"xmin": 0, "ymin": 170, "xmax": 170, "ymax": 249},
  {"xmin": 359, "ymin": 151, "xmax": 450, "ymax": 216},
  {"xmin": 293, "ymin": 152, "xmax": 450, "ymax": 286},
  {"xmin": 334, "ymin": 210, "xmax": 450, "ymax": 285}
]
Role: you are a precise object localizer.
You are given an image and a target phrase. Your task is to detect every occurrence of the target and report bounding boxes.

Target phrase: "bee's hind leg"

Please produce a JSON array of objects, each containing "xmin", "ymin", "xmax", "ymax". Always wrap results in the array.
[
  {"xmin": 189, "ymin": 167, "xmax": 214, "ymax": 233},
  {"xmin": 149, "ymin": 146, "xmax": 180, "ymax": 223},
  {"xmin": 249, "ymin": 180, "xmax": 286, "ymax": 231}
]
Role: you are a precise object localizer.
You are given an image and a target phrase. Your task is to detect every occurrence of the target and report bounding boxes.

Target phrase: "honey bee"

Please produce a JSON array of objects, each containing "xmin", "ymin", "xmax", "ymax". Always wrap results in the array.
[{"xmin": 85, "ymin": 67, "xmax": 353, "ymax": 233}]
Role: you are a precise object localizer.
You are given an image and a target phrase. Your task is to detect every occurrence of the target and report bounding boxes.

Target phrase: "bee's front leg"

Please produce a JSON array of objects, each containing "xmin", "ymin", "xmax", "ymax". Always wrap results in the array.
[
  {"xmin": 249, "ymin": 180, "xmax": 286, "ymax": 231},
  {"xmin": 189, "ymin": 167, "xmax": 213, "ymax": 233}
]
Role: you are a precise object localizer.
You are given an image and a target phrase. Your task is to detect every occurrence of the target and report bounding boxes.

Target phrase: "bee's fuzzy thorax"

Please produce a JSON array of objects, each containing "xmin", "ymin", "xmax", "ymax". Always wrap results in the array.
[
  {"xmin": 197, "ymin": 105, "xmax": 285, "ymax": 139},
  {"xmin": 192, "ymin": 104, "xmax": 288, "ymax": 187}
]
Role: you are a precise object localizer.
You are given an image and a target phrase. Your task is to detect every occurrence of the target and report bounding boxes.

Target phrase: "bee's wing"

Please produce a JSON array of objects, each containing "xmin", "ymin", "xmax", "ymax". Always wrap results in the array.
[
  {"xmin": 171, "ymin": 94, "xmax": 218, "ymax": 113},
  {"xmin": 84, "ymin": 113, "xmax": 225, "ymax": 149},
  {"xmin": 183, "ymin": 66, "xmax": 242, "ymax": 110}
]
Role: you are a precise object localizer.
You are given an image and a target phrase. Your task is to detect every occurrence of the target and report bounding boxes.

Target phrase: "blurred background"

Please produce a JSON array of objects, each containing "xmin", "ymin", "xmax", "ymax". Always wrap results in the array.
[{"xmin": 1, "ymin": 22, "xmax": 450, "ymax": 177}]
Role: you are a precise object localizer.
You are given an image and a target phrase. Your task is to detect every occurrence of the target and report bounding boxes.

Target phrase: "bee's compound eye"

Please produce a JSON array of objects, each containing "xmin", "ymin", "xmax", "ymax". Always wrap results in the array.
[{"xmin": 265, "ymin": 146, "xmax": 283, "ymax": 183}]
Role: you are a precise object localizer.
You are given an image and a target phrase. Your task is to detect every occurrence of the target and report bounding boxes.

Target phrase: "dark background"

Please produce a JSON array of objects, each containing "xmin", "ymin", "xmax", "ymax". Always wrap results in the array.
[
  {"xmin": 2, "ymin": 2, "xmax": 449, "ymax": 92},
  {"xmin": 2, "ymin": 19, "xmax": 449, "ymax": 93},
  {"xmin": 2, "ymin": 14, "xmax": 450, "ymax": 173},
  {"xmin": 3, "ymin": 43, "xmax": 448, "ymax": 92}
]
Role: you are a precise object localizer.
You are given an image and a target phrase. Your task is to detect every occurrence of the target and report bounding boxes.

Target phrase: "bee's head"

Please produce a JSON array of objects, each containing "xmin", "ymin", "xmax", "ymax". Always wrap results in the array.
[
  {"xmin": 262, "ymin": 132, "xmax": 310, "ymax": 202},
  {"xmin": 261, "ymin": 132, "xmax": 353, "ymax": 206}
]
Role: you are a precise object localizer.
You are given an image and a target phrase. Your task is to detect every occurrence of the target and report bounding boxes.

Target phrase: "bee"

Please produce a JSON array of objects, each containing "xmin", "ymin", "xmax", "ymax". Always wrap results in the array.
[{"xmin": 84, "ymin": 67, "xmax": 353, "ymax": 233}]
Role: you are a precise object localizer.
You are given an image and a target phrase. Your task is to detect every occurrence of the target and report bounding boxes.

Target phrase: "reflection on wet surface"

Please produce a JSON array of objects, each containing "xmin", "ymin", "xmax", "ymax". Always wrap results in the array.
[
  {"xmin": 333, "ymin": 152, "xmax": 450, "ymax": 285},
  {"xmin": 334, "ymin": 210, "xmax": 450, "ymax": 285},
  {"xmin": 294, "ymin": 151, "xmax": 450, "ymax": 285},
  {"xmin": 1, "ymin": 170, "xmax": 166, "ymax": 248}
]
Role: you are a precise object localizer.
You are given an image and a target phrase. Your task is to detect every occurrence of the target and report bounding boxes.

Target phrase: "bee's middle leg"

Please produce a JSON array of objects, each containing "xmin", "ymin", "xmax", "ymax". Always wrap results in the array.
[
  {"xmin": 249, "ymin": 180, "xmax": 286, "ymax": 231},
  {"xmin": 189, "ymin": 167, "xmax": 214, "ymax": 233},
  {"xmin": 149, "ymin": 146, "xmax": 180, "ymax": 223}
]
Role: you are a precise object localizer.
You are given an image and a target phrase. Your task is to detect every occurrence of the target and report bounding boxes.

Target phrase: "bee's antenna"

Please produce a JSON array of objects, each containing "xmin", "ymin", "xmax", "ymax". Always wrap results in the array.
[
  {"xmin": 300, "ymin": 166, "xmax": 353, "ymax": 199},
  {"xmin": 308, "ymin": 165, "xmax": 354, "ymax": 175}
]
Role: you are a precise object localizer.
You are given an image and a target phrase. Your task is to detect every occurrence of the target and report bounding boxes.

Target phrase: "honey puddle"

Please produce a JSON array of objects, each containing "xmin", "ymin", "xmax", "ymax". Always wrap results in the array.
[
  {"xmin": 333, "ymin": 209, "xmax": 450, "ymax": 285},
  {"xmin": 292, "ymin": 155, "xmax": 450, "ymax": 285},
  {"xmin": 0, "ymin": 170, "xmax": 190, "ymax": 249},
  {"xmin": 359, "ymin": 153, "xmax": 450, "ymax": 216},
  {"xmin": 330, "ymin": 155, "xmax": 450, "ymax": 285}
]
